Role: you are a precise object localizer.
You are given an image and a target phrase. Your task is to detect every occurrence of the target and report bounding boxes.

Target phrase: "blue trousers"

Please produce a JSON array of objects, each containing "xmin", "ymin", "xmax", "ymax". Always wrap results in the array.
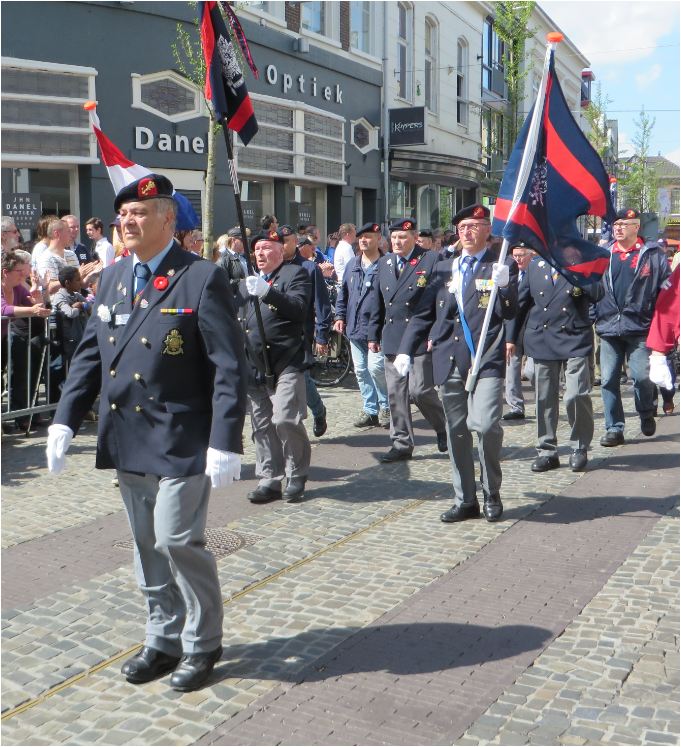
[{"xmin": 349, "ymin": 339, "xmax": 389, "ymax": 415}]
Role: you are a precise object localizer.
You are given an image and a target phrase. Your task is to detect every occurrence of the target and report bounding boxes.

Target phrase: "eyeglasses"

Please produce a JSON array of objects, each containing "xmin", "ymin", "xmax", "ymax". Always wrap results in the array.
[
  {"xmin": 457, "ymin": 223, "xmax": 488, "ymax": 233},
  {"xmin": 612, "ymin": 221, "xmax": 639, "ymax": 228}
]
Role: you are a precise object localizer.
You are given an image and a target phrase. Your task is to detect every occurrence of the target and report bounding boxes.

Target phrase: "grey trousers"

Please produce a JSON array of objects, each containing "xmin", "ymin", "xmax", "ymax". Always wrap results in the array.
[
  {"xmin": 505, "ymin": 340, "xmax": 534, "ymax": 414},
  {"xmin": 441, "ymin": 368, "xmax": 504, "ymax": 505},
  {"xmin": 248, "ymin": 370, "xmax": 311, "ymax": 488},
  {"xmin": 117, "ymin": 470, "xmax": 223, "ymax": 656},
  {"xmin": 534, "ymin": 357, "xmax": 593, "ymax": 455},
  {"xmin": 384, "ymin": 352, "xmax": 446, "ymax": 453}
]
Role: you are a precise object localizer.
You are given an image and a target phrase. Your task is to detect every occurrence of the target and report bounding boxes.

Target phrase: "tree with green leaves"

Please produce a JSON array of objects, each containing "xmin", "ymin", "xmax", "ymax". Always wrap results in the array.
[
  {"xmin": 583, "ymin": 83, "xmax": 612, "ymax": 162},
  {"xmin": 618, "ymin": 108, "xmax": 659, "ymax": 213}
]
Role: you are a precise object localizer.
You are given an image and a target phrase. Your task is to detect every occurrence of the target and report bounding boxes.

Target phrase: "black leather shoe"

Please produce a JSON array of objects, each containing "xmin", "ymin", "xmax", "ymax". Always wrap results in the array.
[
  {"xmin": 600, "ymin": 430, "xmax": 624, "ymax": 447},
  {"xmin": 483, "ymin": 493, "xmax": 503, "ymax": 522},
  {"xmin": 313, "ymin": 407, "xmax": 327, "ymax": 437},
  {"xmin": 354, "ymin": 411, "xmax": 379, "ymax": 427},
  {"xmin": 436, "ymin": 432, "xmax": 448, "ymax": 452},
  {"xmin": 640, "ymin": 416, "xmax": 656, "ymax": 437},
  {"xmin": 378, "ymin": 447, "xmax": 412, "ymax": 463},
  {"xmin": 502, "ymin": 410, "xmax": 525, "ymax": 421},
  {"xmin": 440, "ymin": 503, "xmax": 481, "ymax": 523},
  {"xmin": 121, "ymin": 646, "xmax": 181, "ymax": 684},
  {"xmin": 170, "ymin": 646, "xmax": 223, "ymax": 692},
  {"xmin": 283, "ymin": 477, "xmax": 306, "ymax": 501},
  {"xmin": 569, "ymin": 449, "xmax": 588, "ymax": 471},
  {"xmin": 247, "ymin": 485, "xmax": 282, "ymax": 504},
  {"xmin": 531, "ymin": 455, "xmax": 560, "ymax": 472}
]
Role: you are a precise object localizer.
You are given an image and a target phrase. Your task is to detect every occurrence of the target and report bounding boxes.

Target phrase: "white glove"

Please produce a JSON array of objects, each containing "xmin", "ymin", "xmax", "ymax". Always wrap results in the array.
[
  {"xmin": 393, "ymin": 353, "xmax": 413, "ymax": 378},
  {"xmin": 245, "ymin": 275, "xmax": 270, "ymax": 298},
  {"xmin": 46, "ymin": 424, "xmax": 74, "ymax": 475},
  {"xmin": 491, "ymin": 262, "xmax": 510, "ymax": 288},
  {"xmin": 649, "ymin": 352, "xmax": 673, "ymax": 390},
  {"xmin": 205, "ymin": 447, "xmax": 241, "ymax": 488}
]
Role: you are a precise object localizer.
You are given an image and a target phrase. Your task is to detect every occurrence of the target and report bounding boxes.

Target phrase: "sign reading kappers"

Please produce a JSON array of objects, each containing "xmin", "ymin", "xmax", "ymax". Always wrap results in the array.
[{"xmin": 389, "ymin": 107, "xmax": 426, "ymax": 147}]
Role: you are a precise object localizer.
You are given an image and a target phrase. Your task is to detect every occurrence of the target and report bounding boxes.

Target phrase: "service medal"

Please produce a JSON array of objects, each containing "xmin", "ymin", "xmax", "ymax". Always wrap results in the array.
[
  {"xmin": 167, "ymin": 268, "xmax": 176, "ymax": 277},
  {"xmin": 140, "ymin": 299, "xmax": 149, "ymax": 308},
  {"xmin": 478, "ymin": 295, "xmax": 490, "ymax": 309},
  {"xmin": 416, "ymin": 276, "xmax": 427, "ymax": 288},
  {"xmin": 162, "ymin": 328, "xmax": 184, "ymax": 356}
]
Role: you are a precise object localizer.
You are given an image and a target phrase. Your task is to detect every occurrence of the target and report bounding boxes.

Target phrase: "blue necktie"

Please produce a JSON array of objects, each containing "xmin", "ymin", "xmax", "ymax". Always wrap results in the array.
[
  {"xmin": 461, "ymin": 256, "xmax": 474, "ymax": 295},
  {"xmin": 396, "ymin": 257, "xmax": 405, "ymax": 276},
  {"xmin": 134, "ymin": 263, "xmax": 151, "ymax": 300}
]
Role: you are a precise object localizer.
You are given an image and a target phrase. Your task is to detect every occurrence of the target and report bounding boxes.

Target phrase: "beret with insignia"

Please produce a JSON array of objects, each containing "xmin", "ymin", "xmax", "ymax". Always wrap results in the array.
[
  {"xmin": 114, "ymin": 173, "xmax": 174, "ymax": 211},
  {"xmin": 251, "ymin": 230, "xmax": 283, "ymax": 250},
  {"xmin": 275, "ymin": 224, "xmax": 295, "ymax": 241},
  {"xmin": 452, "ymin": 203, "xmax": 490, "ymax": 225},
  {"xmin": 389, "ymin": 218, "xmax": 417, "ymax": 232},
  {"xmin": 357, "ymin": 221, "xmax": 382, "ymax": 236},
  {"xmin": 615, "ymin": 208, "xmax": 640, "ymax": 221},
  {"xmin": 419, "ymin": 229, "xmax": 433, "ymax": 238}
]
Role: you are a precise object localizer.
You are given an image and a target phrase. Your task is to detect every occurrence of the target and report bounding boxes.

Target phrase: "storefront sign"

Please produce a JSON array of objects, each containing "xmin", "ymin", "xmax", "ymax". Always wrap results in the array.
[
  {"xmin": 389, "ymin": 107, "xmax": 426, "ymax": 147},
  {"xmin": 241, "ymin": 200, "xmax": 260, "ymax": 232},
  {"xmin": 265, "ymin": 64, "xmax": 343, "ymax": 104},
  {"xmin": 4, "ymin": 193, "xmax": 41, "ymax": 232},
  {"xmin": 135, "ymin": 127, "xmax": 205, "ymax": 154},
  {"xmin": 292, "ymin": 203, "xmax": 314, "ymax": 229}
]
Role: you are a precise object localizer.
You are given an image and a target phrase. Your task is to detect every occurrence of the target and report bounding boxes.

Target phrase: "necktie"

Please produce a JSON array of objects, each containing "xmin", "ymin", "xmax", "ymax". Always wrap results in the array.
[
  {"xmin": 134, "ymin": 263, "xmax": 151, "ymax": 302},
  {"xmin": 551, "ymin": 269, "xmax": 559, "ymax": 285},
  {"xmin": 396, "ymin": 257, "xmax": 405, "ymax": 277},
  {"xmin": 519, "ymin": 270, "xmax": 525, "ymax": 283},
  {"xmin": 461, "ymin": 256, "xmax": 474, "ymax": 295}
]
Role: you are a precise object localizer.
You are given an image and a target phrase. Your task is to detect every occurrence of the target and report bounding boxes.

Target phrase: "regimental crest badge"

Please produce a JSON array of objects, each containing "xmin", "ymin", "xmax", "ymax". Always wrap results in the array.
[
  {"xmin": 138, "ymin": 178, "xmax": 158, "ymax": 199},
  {"xmin": 162, "ymin": 328, "xmax": 184, "ymax": 356},
  {"xmin": 416, "ymin": 275, "xmax": 427, "ymax": 288}
]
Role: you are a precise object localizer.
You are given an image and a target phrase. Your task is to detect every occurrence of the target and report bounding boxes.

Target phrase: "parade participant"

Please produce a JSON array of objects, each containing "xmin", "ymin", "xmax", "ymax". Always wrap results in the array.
[
  {"xmin": 85, "ymin": 217, "xmax": 115, "ymax": 268},
  {"xmin": 237, "ymin": 230, "xmax": 312, "ymax": 503},
  {"xmin": 367, "ymin": 218, "xmax": 447, "ymax": 462},
  {"xmin": 503, "ymin": 243, "xmax": 535, "ymax": 421},
  {"xmin": 647, "ymin": 263, "xmax": 680, "ymax": 414},
  {"xmin": 333, "ymin": 223, "xmax": 356, "ymax": 285},
  {"xmin": 216, "ymin": 226, "xmax": 248, "ymax": 293},
  {"xmin": 396, "ymin": 204, "xmax": 518, "ymax": 522},
  {"xmin": 417, "ymin": 229, "xmax": 433, "ymax": 250},
  {"xmin": 334, "ymin": 222, "xmax": 390, "ymax": 428},
  {"xmin": 593, "ymin": 208, "xmax": 670, "ymax": 445},
  {"xmin": 46, "ymin": 174, "xmax": 248, "ymax": 692},
  {"xmin": 509, "ymin": 256, "xmax": 598, "ymax": 472},
  {"xmin": 279, "ymin": 224, "xmax": 331, "ymax": 438},
  {"xmin": 439, "ymin": 230, "xmax": 459, "ymax": 260}
]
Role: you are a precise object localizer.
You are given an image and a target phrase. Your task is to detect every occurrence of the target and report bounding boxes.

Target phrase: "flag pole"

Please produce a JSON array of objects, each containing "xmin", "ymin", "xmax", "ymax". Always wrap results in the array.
[
  {"xmin": 465, "ymin": 31, "xmax": 563, "ymax": 393},
  {"xmin": 221, "ymin": 125, "xmax": 275, "ymax": 389}
]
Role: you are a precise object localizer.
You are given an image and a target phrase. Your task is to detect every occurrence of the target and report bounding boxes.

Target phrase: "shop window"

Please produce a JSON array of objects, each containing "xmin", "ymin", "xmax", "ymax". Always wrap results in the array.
[
  {"xmin": 1, "ymin": 58, "xmax": 97, "ymax": 164},
  {"xmin": 350, "ymin": 117, "xmax": 379, "ymax": 154},
  {"xmin": 424, "ymin": 17, "xmax": 438, "ymax": 113},
  {"xmin": 350, "ymin": 1, "xmax": 373, "ymax": 55},
  {"xmin": 131, "ymin": 71, "xmax": 203, "ymax": 123}
]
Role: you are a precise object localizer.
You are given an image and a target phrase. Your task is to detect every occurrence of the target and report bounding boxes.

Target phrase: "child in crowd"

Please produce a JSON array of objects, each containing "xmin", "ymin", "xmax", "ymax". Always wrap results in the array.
[{"xmin": 52, "ymin": 265, "xmax": 90, "ymax": 367}]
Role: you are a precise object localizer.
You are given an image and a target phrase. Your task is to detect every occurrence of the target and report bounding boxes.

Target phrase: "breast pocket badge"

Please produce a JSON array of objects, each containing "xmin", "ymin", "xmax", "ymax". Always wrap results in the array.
[
  {"xmin": 162, "ymin": 328, "xmax": 184, "ymax": 356},
  {"xmin": 416, "ymin": 275, "xmax": 427, "ymax": 288}
]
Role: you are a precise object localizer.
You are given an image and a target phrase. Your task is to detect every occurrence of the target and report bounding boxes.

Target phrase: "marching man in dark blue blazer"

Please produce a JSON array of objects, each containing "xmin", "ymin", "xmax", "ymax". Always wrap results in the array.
[
  {"xmin": 46, "ymin": 174, "xmax": 248, "ymax": 692},
  {"xmin": 508, "ymin": 256, "xmax": 598, "ymax": 472},
  {"xmin": 397, "ymin": 205, "xmax": 518, "ymax": 523}
]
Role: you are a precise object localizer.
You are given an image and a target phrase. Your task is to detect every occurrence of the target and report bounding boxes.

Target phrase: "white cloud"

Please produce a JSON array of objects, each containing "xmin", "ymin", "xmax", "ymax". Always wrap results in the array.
[
  {"xmin": 635, "ymin": 64, "xmax": 663, "ymax": 90},
  {"xmin": 618, "ymin": 131, "xmax": 635, "ymax": 158},
  {"xmin": 540, "ymin": 1, "xmax": 680, "ymax": 64},
  {"xmin": 665, "ymin": 149, "xmax": 681, "ymax": 166}
]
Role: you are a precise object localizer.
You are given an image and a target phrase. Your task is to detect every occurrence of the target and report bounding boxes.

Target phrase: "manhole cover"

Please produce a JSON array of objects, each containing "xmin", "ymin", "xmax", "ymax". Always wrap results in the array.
[{"xmin": 114, "ymin": 529, "xmax": 262, "ymax": 560}]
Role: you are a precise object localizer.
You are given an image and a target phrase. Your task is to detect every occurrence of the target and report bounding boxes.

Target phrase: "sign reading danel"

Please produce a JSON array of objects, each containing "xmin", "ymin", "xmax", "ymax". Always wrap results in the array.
[
  {"xmin": 4, "ymin": 193, "xmax": 40, "ymax": 232},
  {"xmin": 389, "ymin": 107, "xmax": 426, "ymax": 147}
]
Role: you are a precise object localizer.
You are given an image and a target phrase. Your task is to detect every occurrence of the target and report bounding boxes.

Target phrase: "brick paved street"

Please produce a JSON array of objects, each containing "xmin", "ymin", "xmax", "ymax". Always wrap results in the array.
[{"xmin": 1, "ymin": 381, "xmax": 679, "ymax": 746}]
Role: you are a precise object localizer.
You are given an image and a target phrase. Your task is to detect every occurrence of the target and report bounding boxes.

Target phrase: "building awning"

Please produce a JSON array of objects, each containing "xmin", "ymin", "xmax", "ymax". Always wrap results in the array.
[{"xmin": 390, "ymin": 149, "xmax": 484, "ymax": 189}]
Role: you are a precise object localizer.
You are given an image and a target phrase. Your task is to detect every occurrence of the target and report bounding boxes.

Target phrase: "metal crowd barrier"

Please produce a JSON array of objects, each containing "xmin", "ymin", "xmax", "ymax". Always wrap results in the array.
[{"xmin": 2, "ymin": 314, "xmax": 61, "ymax": 430}]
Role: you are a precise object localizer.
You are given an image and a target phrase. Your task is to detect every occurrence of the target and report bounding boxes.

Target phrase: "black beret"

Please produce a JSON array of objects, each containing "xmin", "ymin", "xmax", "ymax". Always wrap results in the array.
[
  {"xmin": 251, "ymin": 229, "xmax": 283, "ymax": 250},
  {"xmin": 227, "ymin": 226, "xmax": 243, "ymax": 238},
  {"xmin": 297, "ymin": 237, "xmax": 313, "ymax": 249},
  {"xmin": 109, "ymin": 215, "xmax": 121, "ymax": 228},
  {"xmin": 389, "ymin": 218, "xmax": 417, "ymax": 232},
  {"xmin": 418, "ymin": 229, "xmax": 433, "ymax": 238},
  {"xmin": 114, "ymin": 174, "xmax": 174, "ymax": 211},
  {"xmin": 357, "ymin": 221, "xmax": 381, "ymax": 236},
  {"xmin": 276, "ymin": 224, "xmax": 296, "ymax": 241},
  {"xmin": 452, "ymin": 204, "xmax": 490, "ymax": 225},
  {"xmin": 615, "ymin": 208, "xmax": 640, "ymax": 221}
]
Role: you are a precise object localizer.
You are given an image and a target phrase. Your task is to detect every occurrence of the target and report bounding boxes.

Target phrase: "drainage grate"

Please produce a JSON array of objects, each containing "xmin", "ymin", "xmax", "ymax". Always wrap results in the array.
[{"xmin": 114, "ymin": 529, "xmax": 262, "ymax": 560}]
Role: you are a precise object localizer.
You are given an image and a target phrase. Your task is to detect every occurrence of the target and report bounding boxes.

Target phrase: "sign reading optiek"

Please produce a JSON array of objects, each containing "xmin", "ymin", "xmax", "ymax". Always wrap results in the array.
[{"xmin": 389, "ymin": 107, "xmax": 426, "ymax": 147}]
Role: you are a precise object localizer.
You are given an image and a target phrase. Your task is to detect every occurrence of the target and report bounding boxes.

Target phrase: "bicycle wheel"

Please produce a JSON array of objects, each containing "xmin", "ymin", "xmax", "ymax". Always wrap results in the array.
[{"xmin": 310, "ymin": 332, "xmax": 353, "ymax": 387}]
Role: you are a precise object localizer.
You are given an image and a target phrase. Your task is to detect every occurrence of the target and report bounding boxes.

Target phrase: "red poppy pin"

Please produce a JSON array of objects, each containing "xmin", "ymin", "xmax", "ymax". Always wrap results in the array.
[
  {"xmin": 409, "ymin": 257, "xmax": 418, "ymax": 266},
  {"xmin": 153, "ymin": 276, "xmax": 169, "ymax": 291}
]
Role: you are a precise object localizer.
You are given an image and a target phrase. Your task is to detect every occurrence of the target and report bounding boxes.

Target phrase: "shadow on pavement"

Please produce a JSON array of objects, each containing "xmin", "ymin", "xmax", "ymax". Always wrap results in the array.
[{"xmin": 207, "ymin": 621, "xmax": 553, "ymax": 685}]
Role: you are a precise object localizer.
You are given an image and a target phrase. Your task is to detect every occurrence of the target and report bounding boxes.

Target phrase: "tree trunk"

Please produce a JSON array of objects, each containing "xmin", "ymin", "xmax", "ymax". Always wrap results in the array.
[{"xmin": 203, "ymin": 116, "xmax": 218, "ymax": 259}]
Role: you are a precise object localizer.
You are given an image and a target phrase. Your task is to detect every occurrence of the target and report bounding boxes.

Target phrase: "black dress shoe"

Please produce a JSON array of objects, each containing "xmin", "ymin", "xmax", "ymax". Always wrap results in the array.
[
  {"xmin": 121, "ymin": 646, "xmax": 181, "ymax": 684},
  {"xmin": 640, "ymin": 415, "xmax": 656, "ymax": 437},
  {"xmin": 313, "ymin": 406, "xmax": 327, "ymax": 437},
  {"xmin": 569, "ymin": 449, "xmax": 588, "ymax": 471},
  {"xmin": 247, "ymin": 485, "xmax": 282, "ymax": 504},
  {"xmin": 170, "ymin": 646, "xmax": 223, "ymax": 692},
  {"xmin": 440, "ymin": 502, "xmax": 481, "ymax": 523},
  {"xmin": 502, "ymin": 410, "xmax": 525, "ymax": 421},
  {"xmin": 436, "ymin": 432, "xmax": 448, "ymax": 452},
  {"xmin": 378, "ymin": 447, "xmax": 412, "ymax": 463},
  {"xmin": 599, "ymin": 430, "xmax": 624, "ymax": 447},
  {"xmin": 531, "ymin": 455, "xmax": 560, "ymax": 472},
  {"xmin": 283, "ymin": 476, "xmax": 306, "ymax": 501},
  {"xmin": 483, "ymin": 493, "xmax": 503, "ymax": 522}
]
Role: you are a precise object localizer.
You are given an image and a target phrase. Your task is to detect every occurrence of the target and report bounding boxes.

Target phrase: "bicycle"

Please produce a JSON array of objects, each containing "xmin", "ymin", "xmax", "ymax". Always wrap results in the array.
[{"xmin": 309, "ymin": 278, "xmax": 353, "ymax": 387}]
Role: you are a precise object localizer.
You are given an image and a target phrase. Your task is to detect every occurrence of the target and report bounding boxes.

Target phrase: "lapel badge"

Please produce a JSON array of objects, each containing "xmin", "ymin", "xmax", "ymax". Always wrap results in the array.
[
  {"xmin": 538, "ymin": 260, "xmax": 546, "ymax": 268},
  {"xmin": 416, "ymin": 276, "xmax": 427, "ymax": 288},
  {"xmin": 121, "ymin": 287, "xmax": 127, "ymax": 297},
  {"xmin": 386, "ymin": 258, "xmax": 392, "ymax": 266},
  {"xmin": 167, "ymin": 268, "xmax": 176, "ymax": 277},
  {"xmin": 162, "ymin": 328, "xmax": 184, "ymax": 356},
  {"xmin": 140, "ymin": 299, "xmax": 149, "ymax": 309},
  {"xmin": 117, "ymin": 282, "xmax": 123, "ymax": 291},
  {"xmin": 438, "ymin": 299, "xmax": 445, "ymax": 308}
]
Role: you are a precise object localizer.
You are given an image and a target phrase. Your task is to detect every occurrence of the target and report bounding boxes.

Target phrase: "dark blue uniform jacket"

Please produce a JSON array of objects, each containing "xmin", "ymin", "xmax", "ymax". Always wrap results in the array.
[{"xmin": 334, "ymin": 254, "xmax": 381, "ymax": 341}]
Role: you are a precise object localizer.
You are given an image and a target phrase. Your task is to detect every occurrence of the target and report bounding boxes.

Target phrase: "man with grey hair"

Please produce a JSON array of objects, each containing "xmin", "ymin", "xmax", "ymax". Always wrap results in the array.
[
  {"xmin": 1, "ymin": 216, "xmax": 21, "ymax": 255},
  {"xmin": 46, "ymin": 174, "xmax": 248, "ymax": 692}
]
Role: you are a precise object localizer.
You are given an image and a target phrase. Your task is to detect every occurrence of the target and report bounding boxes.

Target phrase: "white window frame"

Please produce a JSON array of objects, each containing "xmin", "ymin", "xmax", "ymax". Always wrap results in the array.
[
  {"xmin": 396, "ymin": 2, "xmax": 414, "ymax": 103},
  {"xmin": 350, "ymin": 116, "xmax": 379, "ymax": 154},
  {"xmin": 456, "ymin": 37, "xmax": 468, "ymax": 128},
  {"xmin": 131, "ymin": 71, "xmax": 206, "ymax": 123},
  {"xmin": 349, "ymin": 1, "xmax": 375, "ymax": 58},
  {"xmin": 1, "ymin": 56, "xmax": 98, "ymax": 164},
  {"xmin": 300, "ymin": 1, "xmax": 340, "ymax": 47},
  {"xmin": 425, "ymin": 16, "xmax": 438, "ymax": 114}
]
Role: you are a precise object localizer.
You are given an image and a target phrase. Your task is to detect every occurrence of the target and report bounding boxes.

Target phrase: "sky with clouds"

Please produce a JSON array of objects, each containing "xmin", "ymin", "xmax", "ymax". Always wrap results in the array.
[{"xmin": 539, "ymin": 0, "xmax": 680, "ymax": 165}]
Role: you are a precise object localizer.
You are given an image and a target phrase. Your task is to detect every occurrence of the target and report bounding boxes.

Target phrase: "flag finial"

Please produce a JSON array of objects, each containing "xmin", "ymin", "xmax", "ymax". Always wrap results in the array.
[
  {"xmin": 83, "ymin": 101, "xmax": 97, "ymax": 111},
  {"xmin": 546, "ymin": 32, "xmax": 564, "ymax": 43}
]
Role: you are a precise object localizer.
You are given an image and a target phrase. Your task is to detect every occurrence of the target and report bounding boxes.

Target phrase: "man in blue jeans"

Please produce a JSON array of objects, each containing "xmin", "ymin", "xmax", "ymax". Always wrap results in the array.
[
  {"xmin": 592, "ymin": 208, "xmax": 670, "ymax": 445},
  {"xmin": 334, "ymin": 222, "xmax": 390, "ymax": 428}
]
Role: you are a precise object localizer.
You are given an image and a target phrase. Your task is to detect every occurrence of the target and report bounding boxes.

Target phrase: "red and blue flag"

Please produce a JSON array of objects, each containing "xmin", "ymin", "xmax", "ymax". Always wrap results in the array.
[
  {"xmin": 200, "ymin": 1, "xmax": 258, "ymax": 146},
  {"xmin": 491, "ymin": 50, "xmax": 615, "ymax": 286}
]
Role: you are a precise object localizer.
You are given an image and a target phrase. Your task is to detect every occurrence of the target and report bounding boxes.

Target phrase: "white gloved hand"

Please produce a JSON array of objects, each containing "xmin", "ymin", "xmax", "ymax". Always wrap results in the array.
[
  {"xmin": 649, "ymin": 352, "xmax": 673, "ymax": 390},
  {"xmin": 393, "ymin": 353, "xmax": 413, "ymax": 378},
  {"xmin": 245, "ymin": 275, "xmax": 270, "ymax": 298},
  {"xmin": 205, "ymin": 447, "xmax": 241, "ymax": 488},
  {"xmin": 46, "ymin": 424, "xmax": 74, "ymax": 475},
  {"xmin": 491, "ymin": 262, "xmax": 510, "ymax": 288}
]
